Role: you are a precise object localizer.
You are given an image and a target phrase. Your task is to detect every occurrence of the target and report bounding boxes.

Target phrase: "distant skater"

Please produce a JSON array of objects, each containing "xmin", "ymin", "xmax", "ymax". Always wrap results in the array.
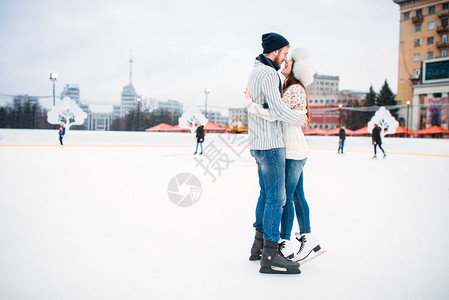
[
  {"xmin": 338, "ymin": 126, "xmax": 346, "ymax": 154},
  {"xmin": 194, "ymin": 124, "xmax": 205, "ymax": 155},
  {"xmin": 59, "ymin": 122, "xmax": 65, "ymax": 146},
  {"xmin": 372, "ymin": 123, "xmax": 386, "ymax": 159}
]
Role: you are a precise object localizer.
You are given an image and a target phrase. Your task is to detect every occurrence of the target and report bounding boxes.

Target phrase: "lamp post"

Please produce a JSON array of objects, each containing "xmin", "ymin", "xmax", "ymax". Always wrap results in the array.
[
  {"xmin": 204, "ymin": 88, "xmax": 210, "ymax": 119},
  {"xmin": 406, "ymin": 100, "xmax": 411, "ymax": 137},
  {"xmin": 137, "ymin": 97, "xmax": 141, "ymax": 131},
  {"xmin": 49, "ymin": 73, "xmax": 58, "ymax": 106},
  {"xmin": 339, "ymin": 103, "xmax": 342, "ymax": 127}
]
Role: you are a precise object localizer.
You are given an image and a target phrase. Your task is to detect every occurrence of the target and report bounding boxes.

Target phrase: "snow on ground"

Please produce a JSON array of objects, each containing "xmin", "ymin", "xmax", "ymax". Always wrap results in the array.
[{"xmin": 0, "ymin": 129, "xmax": 448, "ymax": 300}]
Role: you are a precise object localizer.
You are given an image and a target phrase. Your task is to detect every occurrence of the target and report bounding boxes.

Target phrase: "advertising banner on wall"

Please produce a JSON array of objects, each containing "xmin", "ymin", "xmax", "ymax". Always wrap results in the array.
[{"xmin": 426, "ymin": 97, "xmax": 447, "ymax": 126}]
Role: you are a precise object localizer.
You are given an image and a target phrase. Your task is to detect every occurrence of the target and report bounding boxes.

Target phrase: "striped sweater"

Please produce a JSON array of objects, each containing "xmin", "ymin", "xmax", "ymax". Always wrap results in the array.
[{"xmin": 247, "ymin": 59, "xmax": 305, "ymax": 150}]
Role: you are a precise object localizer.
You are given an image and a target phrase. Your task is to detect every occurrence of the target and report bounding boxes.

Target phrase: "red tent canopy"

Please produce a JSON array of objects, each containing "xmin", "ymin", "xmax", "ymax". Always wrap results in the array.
[
  {"xmin": 413, "ymin": 125, "xmax": 449, "ymax": 135},
  {"xmin": 204, "ymin": 122, "xmax": 228, "ymax": 133},
  {"xmin": 385, "ymin": 126, "xmax": 416, "ymax": 135},
  {"xmin": 348, "ymin": 127, "xmax": 369, "ymax": 136},
  {"xmin": 145, "ymin": 123, "xmax": 173, "ymax": 132},
  {"xmin": 303, "ymin": 128, "xmax": 328, "ymax": 135},
  {"xmin": 165, "ymin": 125, "xmax": 191, "ymax": 132},
  {"xmin": 323, "ymin": 127, "xmax": 356, "ymax": 136}
]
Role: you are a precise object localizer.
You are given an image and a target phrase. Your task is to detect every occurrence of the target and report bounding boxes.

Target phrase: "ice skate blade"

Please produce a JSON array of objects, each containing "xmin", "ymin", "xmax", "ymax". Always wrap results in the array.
[
  {"xmin": 296, "ymin": 250, "xmax": 327, "ymax": 265},
  {"xmin": 259, "ymin": 266, "xmax": 301, "ymax": 274},
  {"xmin": 249, "ymin": 255, "xmax": 261, "ymax": 261}
]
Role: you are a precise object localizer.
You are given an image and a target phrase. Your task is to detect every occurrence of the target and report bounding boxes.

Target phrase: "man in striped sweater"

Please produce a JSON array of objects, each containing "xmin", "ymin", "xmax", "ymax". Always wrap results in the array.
[{"xmin": 247, "ymin": 33, "xmax": 306, "ymax": 274}]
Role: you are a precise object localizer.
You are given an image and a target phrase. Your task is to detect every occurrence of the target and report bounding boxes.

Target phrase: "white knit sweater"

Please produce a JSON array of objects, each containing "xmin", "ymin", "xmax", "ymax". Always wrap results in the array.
[{"xmin": 245, "ymin": 84, "xmax": 309, "ymax": 160}]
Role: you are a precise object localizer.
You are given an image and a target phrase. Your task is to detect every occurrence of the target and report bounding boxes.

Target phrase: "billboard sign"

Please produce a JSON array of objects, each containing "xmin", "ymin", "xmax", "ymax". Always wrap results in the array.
[{"xmin": 422, "ymin": 58, "xmax": 449, "ymax": 83}]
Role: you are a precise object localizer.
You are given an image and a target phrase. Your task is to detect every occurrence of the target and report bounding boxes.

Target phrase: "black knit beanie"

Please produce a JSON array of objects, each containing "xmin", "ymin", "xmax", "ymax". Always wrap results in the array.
[{"xmin": 261, "ymin": 32, "xmax": 289, "ymax": 53}]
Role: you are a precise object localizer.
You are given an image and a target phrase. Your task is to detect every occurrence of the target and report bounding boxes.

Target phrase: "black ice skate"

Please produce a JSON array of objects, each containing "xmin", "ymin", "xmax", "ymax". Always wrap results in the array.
[
  {"xmin": 249, "ymin": 230, "xmax": 263, "ymax": 261},
  {"xmin": 259, "ymin": 239, "xmax": 300, "ymax": 274}
]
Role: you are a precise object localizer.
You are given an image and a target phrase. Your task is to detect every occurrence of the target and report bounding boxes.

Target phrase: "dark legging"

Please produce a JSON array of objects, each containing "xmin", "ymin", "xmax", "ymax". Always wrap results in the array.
[
  {"xmin": 374, "ymin": 144, "xmax": 384, "ymax": 155},
  {"xmin": 59, "ymin": 135, "xmax": 63, "ymax": 145}
]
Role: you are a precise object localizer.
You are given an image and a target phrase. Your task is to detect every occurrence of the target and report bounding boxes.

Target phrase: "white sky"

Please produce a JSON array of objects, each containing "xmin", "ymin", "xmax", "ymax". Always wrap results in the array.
[{"xmin": 0, "ymin": 0, "xmax": 400, "ymax": 110}]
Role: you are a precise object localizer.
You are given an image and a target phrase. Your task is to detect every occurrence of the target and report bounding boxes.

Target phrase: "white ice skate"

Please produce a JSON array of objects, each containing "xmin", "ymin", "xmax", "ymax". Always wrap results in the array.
[
  {"xmin": 278, "ymin": 239, "xmax": 295, "ymax": 260},
  {"xmin": 293, "ymin": 233, "xmax": 326, "ymax": 264}
]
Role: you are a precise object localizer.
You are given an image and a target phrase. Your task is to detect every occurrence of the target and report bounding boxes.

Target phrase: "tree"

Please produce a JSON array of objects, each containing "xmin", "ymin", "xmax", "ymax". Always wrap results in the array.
[
  {"xmin": 377, "ymin": 80, "xmax": 398, "ymax": 119},
  {"xmin": 366, "ymin": 85, "xmax": 377, "ymax": 106},
  {"xmin": 0, "ymin": 107, "xmax": 7, "ymax": 128}
]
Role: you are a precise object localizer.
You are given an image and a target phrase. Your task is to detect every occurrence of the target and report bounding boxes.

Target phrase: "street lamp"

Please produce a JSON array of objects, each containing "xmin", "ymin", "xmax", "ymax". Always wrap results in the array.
[
  {"xmin": 204, "ymin": 88, "xmax": 210, "ymax": 119},
  {"xmin": 137, "ymin": 97, "xmax": 141, "ymax": 131},
  {"xmin": 406, "ymin": 100, "xmax": 411, "ymax": 138},
  {"xmin": 49, "ymin": 73, "xmax": 58, "ymax": 106},
  {"xmin": 339, "ymin": 103, "xmax": 343, "ymax": 126}
]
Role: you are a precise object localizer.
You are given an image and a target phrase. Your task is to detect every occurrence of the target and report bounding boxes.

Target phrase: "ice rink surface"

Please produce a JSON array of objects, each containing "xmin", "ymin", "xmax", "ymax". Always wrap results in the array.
[{"xmin": 1, "ymin": 129, "xmax": 449, "ymax": 300}]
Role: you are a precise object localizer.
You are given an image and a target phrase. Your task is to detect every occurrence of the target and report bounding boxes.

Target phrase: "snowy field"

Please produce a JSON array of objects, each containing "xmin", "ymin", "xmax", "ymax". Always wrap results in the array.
[{"xmin": 1, "ymin": 129, "xmax": 449, "ymax": 300}]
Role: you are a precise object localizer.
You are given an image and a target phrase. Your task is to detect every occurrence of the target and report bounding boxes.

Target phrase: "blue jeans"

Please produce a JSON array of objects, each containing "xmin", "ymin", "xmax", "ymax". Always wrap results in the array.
[
  {"xmin": 374, "ymin": 144, "xmax": 385, "ymax": 155},
  {"xmin": 250, "ymin": 148, "xmax": 286, "ymax": 243},
  {"xmin": 195, "ymin": 142, "xmax": 203, "ymax": 153},
  {"xmin": 338, "ymin": 139, "xmax": 345, "ymax": 152},
  {"xmin": 280, "ymin": 159, "xmax": 310, "ymax": 240}
]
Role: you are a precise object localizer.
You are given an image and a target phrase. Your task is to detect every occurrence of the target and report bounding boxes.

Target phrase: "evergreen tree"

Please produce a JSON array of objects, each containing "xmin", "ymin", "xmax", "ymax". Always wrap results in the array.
[
  {"xmin": 366, "ymin": 85, "xmax": 376, "ymax": 106},
  {"xmin": 358, "ymin": 85, "xmax": 377, "ymax": 127},
  {"xmin": 377, "ymin": 80, "xmax": 398, "ymax": 118},
  {"xmin": 0, "ymin": 107, "xmax": 7, "ymax": 128}
]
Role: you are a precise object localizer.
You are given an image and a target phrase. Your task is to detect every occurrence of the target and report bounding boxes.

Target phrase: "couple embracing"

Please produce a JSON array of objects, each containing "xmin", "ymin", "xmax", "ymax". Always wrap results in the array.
[{"xmin": 246, "ymin": 32, "xmax": 323, "ymax": 274}]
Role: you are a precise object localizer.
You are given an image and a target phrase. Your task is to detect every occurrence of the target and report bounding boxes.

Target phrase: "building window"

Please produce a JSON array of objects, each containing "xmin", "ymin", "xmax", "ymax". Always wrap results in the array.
[
  {"xmin": 429, "ymin": 6, "xmax": 435, "ymax": 14},
  {"xmin": 320, "ymin": 99, "xmax": 324, "ymax": 103},
  {"xmin": 414, "ymin": 53, "xmax": 421, "ymax": 61},
  {"xmin": 428, "ymin": 36, "xmax": 434, "ymax": 44},
  {"xmin": 404, "ymin": 12, "xmax": 410, "ymax": 20},
  {"xmin": 443, "ymin": 19, "xmax": 448, "ymax": 27},
  {"xmin": 416, "ymin": 9, "xmax": 422, "ymax": 16},
  {"xmin": 415, "ymin": 24, "xmax": 422, "ymax": 31},
  {"xmin": 414, "ymin": 69, "xmax": 420, "ymax": 78},
  {"xmin": 442, "ymin": 49, "xmax": 448, "ymax": 57},
  {"xmin": 415, "ymin": 39, "xmax": 422, "ymax": 46},
  {"xmin": 427, "ymin": 51, "xmax": 434, "ymax": 59},
  {"xmin": 444, "ymin": 3, "xmax": 449, "ymax": 10},
  {"xmin": 443, "ymin": 34, "xmax": 448, "ymax": 42},
  {"xmin": 428, "ymin": 21, "xmax": 435, "ymax": 30}
]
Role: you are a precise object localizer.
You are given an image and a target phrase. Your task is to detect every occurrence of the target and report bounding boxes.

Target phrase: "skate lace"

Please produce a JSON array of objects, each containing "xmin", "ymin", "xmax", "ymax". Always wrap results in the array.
[
  {"xmin": 277, "ymin": 241, "xmax": 286, "ymax": 257},
  {"xmin": 296, "ymin": 236, "xmax": 307, "ymax": 255}
]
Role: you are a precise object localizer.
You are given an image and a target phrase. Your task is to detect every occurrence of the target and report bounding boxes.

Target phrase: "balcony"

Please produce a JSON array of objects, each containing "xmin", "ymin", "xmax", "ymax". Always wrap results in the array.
[
  {"xmin": 409, "ymin": 76, "xmax": 421, "ymax": 84},
  {"xmin": 436, "ymin": 41, "xmax": 449, "ymax": 48},
  {"xmin": 438, "ymin": 9, "xmax": 449, "ymax": 18},
  {"xmin": 412, "ymin": 15, "xmax": 424, "ymax": 24},
  {"xmin": 436, "ymin": 25, "xmax": 449, "ymax": 33}
]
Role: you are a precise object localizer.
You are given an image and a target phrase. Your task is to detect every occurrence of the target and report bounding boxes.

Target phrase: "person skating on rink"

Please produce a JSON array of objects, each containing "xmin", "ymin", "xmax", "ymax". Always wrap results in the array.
[
  {"xmin": 338, "ymin": 126, "xmax": 346, "ymax": 154},
  {"xmin": 245, "ymin": 47, "xmax": 323, "ymax": 265},
  {"xmin": 246, "ymin": 33, "xmax": 306, "ymax": 275},
  {"xmin": 193, "ymin": 124, "xmax": 205, "ymax": 155},
  {"xmin": 372, "ymin": 123, "xmax": 386, "ymax": 159},
  {"xmin": 58, "ymin": 122, "xmax": 65, "ymax": 146}
]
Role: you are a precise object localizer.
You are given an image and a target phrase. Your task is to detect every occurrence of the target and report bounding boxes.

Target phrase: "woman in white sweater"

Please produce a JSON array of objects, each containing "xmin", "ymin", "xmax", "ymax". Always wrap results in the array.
[{"xmin": 245, "ymin": 48, "xmax": 322, "ymax": 263}]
